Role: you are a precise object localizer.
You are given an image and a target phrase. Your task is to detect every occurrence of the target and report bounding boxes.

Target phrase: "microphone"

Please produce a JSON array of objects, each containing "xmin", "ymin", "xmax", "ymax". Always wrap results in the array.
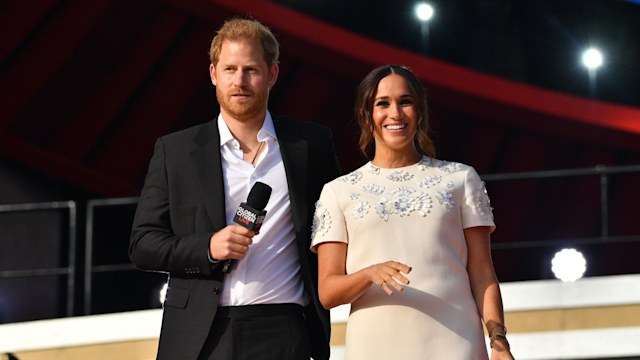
[{"xmin": 221, "ymin": 181, "xmax": 272, "ymax": 273}]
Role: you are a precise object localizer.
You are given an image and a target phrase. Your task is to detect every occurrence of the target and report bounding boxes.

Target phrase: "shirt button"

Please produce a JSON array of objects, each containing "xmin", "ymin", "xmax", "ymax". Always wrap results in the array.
[{"xmin": 213, "ymin": 288, "xmax": 221, "ymax": 295}]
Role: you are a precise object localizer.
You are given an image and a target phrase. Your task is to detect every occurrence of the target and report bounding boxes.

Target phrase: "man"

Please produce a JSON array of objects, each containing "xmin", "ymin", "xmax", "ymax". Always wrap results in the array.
[{"xmin": 129, "ymin": 18, "xmax": 340, "ymax": 359}]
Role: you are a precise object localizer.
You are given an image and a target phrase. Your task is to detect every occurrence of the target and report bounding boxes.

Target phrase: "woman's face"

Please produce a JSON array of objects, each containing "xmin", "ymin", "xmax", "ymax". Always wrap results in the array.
[{"xmin": 371, "ymin": 74, "xmax": 418, "ymax": 155}]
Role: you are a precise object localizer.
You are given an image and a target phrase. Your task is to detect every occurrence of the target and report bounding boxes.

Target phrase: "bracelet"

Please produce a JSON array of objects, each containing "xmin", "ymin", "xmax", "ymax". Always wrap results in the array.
[
  {"xmin": 487, "ymin": 322, "xmax": 507, "ymax": 336},
  {"xmin": 490, "ymin": 333, "xmax": 510, "ymax": 350}
]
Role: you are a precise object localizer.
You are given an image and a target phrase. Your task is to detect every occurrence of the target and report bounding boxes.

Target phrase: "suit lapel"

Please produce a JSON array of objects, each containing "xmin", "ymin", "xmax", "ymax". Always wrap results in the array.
[
  {"xmin": 192, "ymin": 122, "xmax": 227, "ymax": 230},
  {"xmin": 275, "ymin": 118, "xmax": 315, "ymax": 304},
  {"xmin": 275, "ymin": 118, "xmax": 308, "ymax": 233},
  {"xmin": 190, "ymin": 118, "xmax": 308, "ymax": 233}
]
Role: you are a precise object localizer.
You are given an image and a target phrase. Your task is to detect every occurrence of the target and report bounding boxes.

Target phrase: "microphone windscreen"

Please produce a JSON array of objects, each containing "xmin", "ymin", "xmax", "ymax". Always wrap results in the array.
[{"xmin": 246, "ymin": 182, "xmax": 272, "ymax": 211}]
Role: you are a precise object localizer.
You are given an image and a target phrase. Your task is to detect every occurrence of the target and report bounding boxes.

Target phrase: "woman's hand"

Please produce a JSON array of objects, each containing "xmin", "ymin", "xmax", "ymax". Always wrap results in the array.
[
  {"xmin": 364, "ymin": 261, "xmax": 412, "ymax": 295},
  {"xmin": 317, "ymin": 242, "xmax": 412, "ymax": 308},
  {"xmin": 490, "ymin": 344, "xmax": 514, "ymax": 360}
]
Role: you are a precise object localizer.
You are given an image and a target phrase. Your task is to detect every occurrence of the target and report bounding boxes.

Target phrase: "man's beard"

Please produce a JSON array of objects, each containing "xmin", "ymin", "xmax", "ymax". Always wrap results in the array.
[{"xmin": 216, "ymin": 86, "xmax": 269, "ymax": 121}]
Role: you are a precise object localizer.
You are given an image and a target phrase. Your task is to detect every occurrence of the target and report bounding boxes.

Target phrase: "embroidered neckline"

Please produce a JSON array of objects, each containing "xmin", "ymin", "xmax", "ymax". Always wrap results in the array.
[{"xmin": 368, "ymin": 156, "xmax": 432, "ymax": 172}]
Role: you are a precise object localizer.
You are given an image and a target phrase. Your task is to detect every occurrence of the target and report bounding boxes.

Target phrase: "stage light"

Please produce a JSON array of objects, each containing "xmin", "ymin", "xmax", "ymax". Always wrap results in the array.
[
  {"xmin": 159, "ymin": 282, "xmax": 168, "ymax": 304},
  {"xmin": 415, "ymin": 2, "xmax": 434, "ymax": 22},
  {"xmin": 582, "ymin": 48, "xmax": 603, "ymax": 70},
  {"xmin": 551, "ymin": 248, "xmax": 587, "ymax": 282}
]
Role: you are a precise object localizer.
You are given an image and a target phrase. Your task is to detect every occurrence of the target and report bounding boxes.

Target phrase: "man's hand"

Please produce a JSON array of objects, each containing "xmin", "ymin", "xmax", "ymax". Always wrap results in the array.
[{"xmin": 208, "ymin": 225, "xmax": 255, "ymax": 261}]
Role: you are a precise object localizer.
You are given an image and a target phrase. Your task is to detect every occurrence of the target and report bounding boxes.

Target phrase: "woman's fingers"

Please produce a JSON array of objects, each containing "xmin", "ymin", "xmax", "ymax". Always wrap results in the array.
[
  {"xmin": 387, "ymin": 261, "xmax": 411, "ymax": 285},
  {"xmin": 387, "ymin": 270, "xmax": 409, "ymax": 285},
  {"xmin": 371, "ymin": 261, "xmax": 413, "ymax": 295}
]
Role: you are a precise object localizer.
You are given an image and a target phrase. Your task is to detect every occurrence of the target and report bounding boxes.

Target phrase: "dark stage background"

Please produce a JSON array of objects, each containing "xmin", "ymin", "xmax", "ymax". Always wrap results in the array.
[{"xmin": 1, "ymin": 0, "xmax": 639, "ymax": 325}]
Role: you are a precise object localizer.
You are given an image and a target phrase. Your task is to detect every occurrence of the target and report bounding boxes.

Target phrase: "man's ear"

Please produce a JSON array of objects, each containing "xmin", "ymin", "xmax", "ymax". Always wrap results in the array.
[
  {"xmin": 209, "ymin": 63, "xmax": 217, "ymax": 86},
  {"xmin": 268, "ymin": 64, "xmax": 279, "ymax": 89}
]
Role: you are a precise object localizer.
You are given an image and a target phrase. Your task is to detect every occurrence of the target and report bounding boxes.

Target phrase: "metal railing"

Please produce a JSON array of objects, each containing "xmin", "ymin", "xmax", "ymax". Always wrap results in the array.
[
  {"xmin": 84, "ymin": 197, "xmax": 139, "ymax": 315},
  {"xmin": 0, "ymin": 201, "xmax": 77, "ymax": 317},
  {"xmin": 1, "ymin": 163, "xmax": 640, "ymax": 319},
  {"xmin": 482, "ymin": 164, "xmax": 640, "ymax": 250}
]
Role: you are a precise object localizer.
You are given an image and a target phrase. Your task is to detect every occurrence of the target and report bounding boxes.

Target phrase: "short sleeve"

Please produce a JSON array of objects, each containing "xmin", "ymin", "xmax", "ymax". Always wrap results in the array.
[
  {"xmin": 461, "ymin": 166, "xmax": 496, "ymax": 233},
  {"xmin": 310, "ymin": 182, "xmax": 348, "ymax": 253}
]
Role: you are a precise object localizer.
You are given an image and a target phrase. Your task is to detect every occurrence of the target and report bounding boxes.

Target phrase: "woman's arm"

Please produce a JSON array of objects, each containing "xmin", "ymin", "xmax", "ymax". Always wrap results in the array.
[
  {"xmin": 465, "ymin": 226, "xmax": 514, "ymax": 359},
  {"xmin": 316, "ymin": 241, "xmax": 411, "ymax": 309}
]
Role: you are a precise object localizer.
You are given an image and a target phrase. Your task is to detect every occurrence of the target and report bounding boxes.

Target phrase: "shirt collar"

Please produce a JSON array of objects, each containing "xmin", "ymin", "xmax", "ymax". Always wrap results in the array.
[{"xmin": 217, "ymin": 111, "xmax": 277, "ymax": 147}]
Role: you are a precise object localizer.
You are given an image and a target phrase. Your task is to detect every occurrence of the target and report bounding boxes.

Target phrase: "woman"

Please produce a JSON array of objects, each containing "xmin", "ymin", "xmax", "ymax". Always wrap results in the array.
[{"xmin": 311, "ymin": 65, "xmax": 514, "ymax": 359}]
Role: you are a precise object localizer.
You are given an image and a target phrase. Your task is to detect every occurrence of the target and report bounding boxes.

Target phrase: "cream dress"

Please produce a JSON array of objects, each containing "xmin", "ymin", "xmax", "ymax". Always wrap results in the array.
[{"xmin": 311, "ymin": 156, "xmax": 495, "ymax": 360}]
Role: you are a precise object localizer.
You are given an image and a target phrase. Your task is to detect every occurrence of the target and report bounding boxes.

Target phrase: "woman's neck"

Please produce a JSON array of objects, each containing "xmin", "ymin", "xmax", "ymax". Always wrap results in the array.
[{"xmin": 371, "ymin": 150, "xmax": 422, "ymax": 169}]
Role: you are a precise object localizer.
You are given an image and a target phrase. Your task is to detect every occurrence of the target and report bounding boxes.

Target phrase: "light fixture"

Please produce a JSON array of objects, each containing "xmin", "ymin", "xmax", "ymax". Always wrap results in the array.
[
  {"xmin": 551, "ymin": 248, "xmax": 587, "ymax": 282},
  {"xmin": 415, "ymin": 3, "xmax": 434, "ymax": 22},
  {"xmin": 581, "ymin": 48, "xmax": 603, "ymax": 70}
]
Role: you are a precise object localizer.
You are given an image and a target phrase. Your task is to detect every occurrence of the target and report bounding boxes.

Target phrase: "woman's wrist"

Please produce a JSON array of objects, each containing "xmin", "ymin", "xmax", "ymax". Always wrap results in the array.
[
  {"xmin": 486, "ymin": 321, "xmax": 507, "ymax": 337},
  {"xmin": 489, "ymin": 333, "xmax": 510, "ymax": 351}
]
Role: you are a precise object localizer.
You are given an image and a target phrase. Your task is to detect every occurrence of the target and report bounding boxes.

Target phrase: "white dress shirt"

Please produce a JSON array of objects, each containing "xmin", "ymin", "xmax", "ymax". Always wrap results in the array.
[{"xmin": 217, "ymin": 112, "xmax": 308, "ymax": 307}]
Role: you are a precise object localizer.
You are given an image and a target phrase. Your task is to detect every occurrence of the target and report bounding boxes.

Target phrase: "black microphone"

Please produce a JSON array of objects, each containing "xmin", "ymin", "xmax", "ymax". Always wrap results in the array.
[{"xmin": 221, "ymin": 181, "xmax": 272, "ymax": 273}]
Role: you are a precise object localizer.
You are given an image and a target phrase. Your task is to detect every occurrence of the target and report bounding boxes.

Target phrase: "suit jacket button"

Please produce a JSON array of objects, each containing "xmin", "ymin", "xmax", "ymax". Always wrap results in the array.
[{"xmin": 213, "ymin": 288, "xmax": 221, "ymax": 295}]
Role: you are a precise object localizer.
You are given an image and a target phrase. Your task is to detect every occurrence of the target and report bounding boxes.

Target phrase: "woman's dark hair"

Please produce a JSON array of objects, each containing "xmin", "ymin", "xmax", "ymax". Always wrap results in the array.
[{"xmin": 354, "ymin": 64, "xmax": 435, "ymax": 158}]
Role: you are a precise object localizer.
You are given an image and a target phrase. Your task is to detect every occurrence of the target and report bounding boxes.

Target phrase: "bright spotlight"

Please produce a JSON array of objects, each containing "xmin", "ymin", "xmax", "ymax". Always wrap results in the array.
[
  {"xmin": 159, "ymin": 282, "xmax": 168, "ymax": 305},
  {"xmin": 415, "ymin": 3, "xmax": 434, "ymax": 22},
  {"xmin": 582, "ymin": 48, "xmax": 603, "ymax": 69},
  {"xmin": 551, "ymin": 248, "xmax": 587, "ymax": 282}
]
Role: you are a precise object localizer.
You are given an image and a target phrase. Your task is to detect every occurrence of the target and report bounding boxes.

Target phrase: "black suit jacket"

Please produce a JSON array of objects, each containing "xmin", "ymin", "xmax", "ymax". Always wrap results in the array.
[{"xmin": 130, "ymin": 116, "xmax": 341, "ymax": 360}]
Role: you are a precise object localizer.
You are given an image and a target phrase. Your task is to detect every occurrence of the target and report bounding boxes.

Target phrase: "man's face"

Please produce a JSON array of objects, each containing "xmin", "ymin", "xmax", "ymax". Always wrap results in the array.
[{"xmin": 210, "ymin": 39, "xmax": 278, "ymax": 123}]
